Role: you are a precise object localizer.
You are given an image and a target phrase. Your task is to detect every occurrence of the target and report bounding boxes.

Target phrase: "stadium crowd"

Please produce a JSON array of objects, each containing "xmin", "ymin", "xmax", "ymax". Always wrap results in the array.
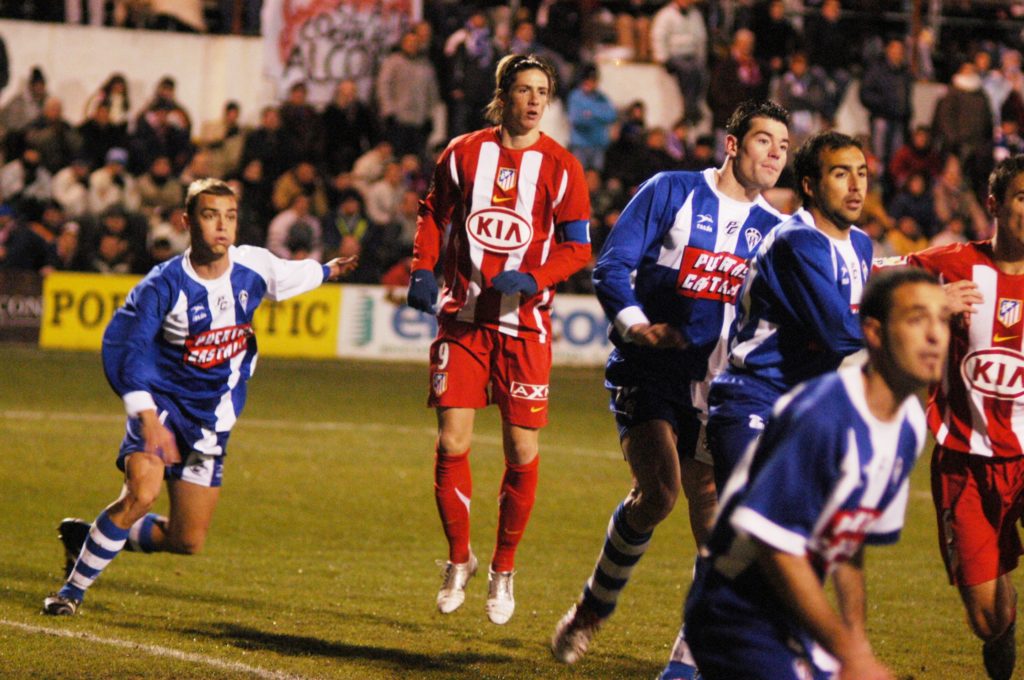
[{"xmin": 0, "ymin": 0, "xmax": 1023, "ymax": 287}]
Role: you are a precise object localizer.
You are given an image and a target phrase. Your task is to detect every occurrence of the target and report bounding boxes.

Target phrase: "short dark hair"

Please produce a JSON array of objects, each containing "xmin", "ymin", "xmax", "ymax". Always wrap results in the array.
[
  {"xmin": 794, "ymin": 130, "xmax": 862, "ymax": 207},
  {"xmin": 988, "ymin": 154, "xmax": 1024, "ymax": 203},
  {"xmin": 185, "ymin": 178, "xmax": 237, "ymax": 222},
  {"xmin": 725, "ymin": 99, "xmax": 789, "ymax": 144},
  {"xmin": 860, "ymin": 266, "xmax": 939, "ymax": 326},
  {"xmin": 484, "ymin": 54, "xmax": 557, "ymax": 125}
]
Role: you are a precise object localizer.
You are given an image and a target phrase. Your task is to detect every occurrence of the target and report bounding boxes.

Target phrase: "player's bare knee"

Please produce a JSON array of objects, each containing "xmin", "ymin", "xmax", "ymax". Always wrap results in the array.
[
  {"xmin": 167, "ymin": 534, "xmax": 206, "ymax": 555},
  {"xmin": 436, "ymin": 432, "xmax": 471, "ymax": 456},
  {"xmin": 636, "ymin": 480, "xmax": 679, "ymax": 523}
]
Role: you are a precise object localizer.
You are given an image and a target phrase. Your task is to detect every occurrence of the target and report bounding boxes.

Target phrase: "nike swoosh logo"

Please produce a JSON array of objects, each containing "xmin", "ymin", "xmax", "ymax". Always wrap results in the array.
[
  {"xmin": 530, "ymin": 406, "xmax": 546, "ymax": 413},
  {"xmin": 994, "ymin": 334, "xmax": 1020, "ymax": 343},
  {"xmin": 492, "ymin": 195, "xmax": 515, "ymax": 203}
]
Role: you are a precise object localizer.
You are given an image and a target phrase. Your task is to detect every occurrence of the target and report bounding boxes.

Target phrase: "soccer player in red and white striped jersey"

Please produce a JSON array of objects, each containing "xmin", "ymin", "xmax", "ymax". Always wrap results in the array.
[
  {"xmin": 908, "ymin": 155, "xmax": 1024, "ymax": 680},
  {"xmin": 406, "ymin": 54, "xmax": 590, "ymax": 624}
]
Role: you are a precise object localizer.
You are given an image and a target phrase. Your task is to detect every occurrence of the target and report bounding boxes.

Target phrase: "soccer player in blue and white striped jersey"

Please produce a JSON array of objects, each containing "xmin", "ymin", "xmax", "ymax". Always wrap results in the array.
[
  {"xmin": 685, "ymin": 267, "xmax": 950, "ymax": 679},
  {"xmin": 42, "ymin": 179, "xmax": 356, "ymax": 615}
]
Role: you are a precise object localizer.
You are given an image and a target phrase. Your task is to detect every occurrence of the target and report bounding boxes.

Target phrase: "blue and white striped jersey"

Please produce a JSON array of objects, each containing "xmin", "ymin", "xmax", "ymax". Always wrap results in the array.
[
  {"xmin": 689, "ymin": 364, "xmax": 926, "ymax": 627},
  {"xmin": 593, "ymin": 169, "xmax": 783, "ymax": 403},
  {"xmin": 724, "ymin": 208, "xmax": 873, "ymax": 395},
  {"xmin": 102, "ymin": 245, "xmax": 330, "ymax": 451}
]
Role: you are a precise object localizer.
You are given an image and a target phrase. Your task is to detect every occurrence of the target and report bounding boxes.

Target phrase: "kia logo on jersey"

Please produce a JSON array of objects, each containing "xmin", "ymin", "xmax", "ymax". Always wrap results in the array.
[
  {"xmin": 961, "ymin": 347, "xmax": 1024, "ymax": 399},
  {"xmin": 466, "ymin": 207, "xmax": 533, "ymax": 253}
]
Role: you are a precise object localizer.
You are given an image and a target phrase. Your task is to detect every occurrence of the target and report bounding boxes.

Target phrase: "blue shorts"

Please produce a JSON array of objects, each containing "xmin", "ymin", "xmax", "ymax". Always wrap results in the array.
[
  {"xmin": 706, "ymin": 375, "xmax": 780, "ymax": 492},
  {"xmin": 607, "ymin": 382, "xmax": 711, "ymax": 465},
  {"xmin": 117, "ymin": 397, "xmax": 229, "ymax": 488}
]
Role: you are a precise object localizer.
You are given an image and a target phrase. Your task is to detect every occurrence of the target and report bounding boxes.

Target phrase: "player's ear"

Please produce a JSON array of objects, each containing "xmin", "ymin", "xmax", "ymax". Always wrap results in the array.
[
  {"xmin": 724, "ymin": 134, "xmax": 739, "ymax": 159},
  {"xmin": 861, "ymin": 316, "xmax": 883, "ymax": 352},
  {"xmin": 801, "ymin": 175, "xmax": 815, "ymax": 203}
]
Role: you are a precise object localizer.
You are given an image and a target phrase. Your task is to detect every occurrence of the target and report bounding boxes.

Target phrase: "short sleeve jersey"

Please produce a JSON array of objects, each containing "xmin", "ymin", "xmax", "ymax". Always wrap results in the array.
[
  {"xmin": 910, "ymin": 241, "xmax": 1024, "ymax": 458},
  {"xmin": 593, "ymin": 169, "xmax": 783, "ymax": 404},
  {"xmin": 412, "ymin": 128, "xmax": 591, "ymax": 343},
  {"xmin": 102, "ymin": 245, "xmax": 329, "ymax": 448},
  {"xmin": 725, "ymin": 209, "xmax": 873, "ymax": 394}
]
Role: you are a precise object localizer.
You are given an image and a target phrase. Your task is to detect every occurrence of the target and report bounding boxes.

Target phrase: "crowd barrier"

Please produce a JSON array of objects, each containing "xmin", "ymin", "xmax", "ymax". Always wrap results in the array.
[{"xmin": 2, "ymin": 271, "xmax": 611, "ymax": 366}]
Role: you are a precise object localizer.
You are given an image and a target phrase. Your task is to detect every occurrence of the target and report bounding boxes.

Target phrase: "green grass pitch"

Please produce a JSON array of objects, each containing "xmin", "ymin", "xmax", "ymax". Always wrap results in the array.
[{"xmin": 0, "ymin": 345, "xmax": 1007, "ymax": 678}]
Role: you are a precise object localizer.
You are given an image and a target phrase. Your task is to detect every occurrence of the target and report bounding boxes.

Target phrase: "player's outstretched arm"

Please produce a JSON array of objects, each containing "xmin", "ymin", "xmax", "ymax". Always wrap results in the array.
[
  {"xmin": 138, "ymin": 409, "xmax": 181, "ymax": 464},
  {"xmin": 756, "ymin": 542, "xmax": 894, "ymax": 680},
  {"xmin": 325, "ymin": 255, "xmax": 358, "ymax": 280}
]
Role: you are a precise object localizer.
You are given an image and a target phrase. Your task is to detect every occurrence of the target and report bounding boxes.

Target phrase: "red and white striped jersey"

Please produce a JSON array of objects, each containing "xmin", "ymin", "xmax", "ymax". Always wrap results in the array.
[
  {"xmin": 412, "ymin": 127, "xmax": 590, "ymax": 342},
  {"xmin": 910, "ymin": 241, "xmax": 1024, "ymax": 458}
]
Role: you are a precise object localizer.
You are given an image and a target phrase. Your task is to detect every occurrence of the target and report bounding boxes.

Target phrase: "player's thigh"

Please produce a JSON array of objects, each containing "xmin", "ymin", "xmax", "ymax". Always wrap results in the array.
[
  {"xmin": 502, "ymin": 422, "xmax": 539, "ymax": 465},
  {"xmin": 436, "ymin": 407, "xmax": 476, "ymax": 454},
  {"xmin": 492, "ymin": 335, "xmax": 551, "ymax": 429},
  {"xmin": 932, "ymin": 446, "xmax": 1024, "ymax": 587},
  {"xmin": 120, "ymin": 452, "xmax": 169, "ymax": 505},
  {"xmin": 621, "ymin": 419, "xmax": 681, "ymax": 494},
  {"xmin": 428, "ymin": 321, "xmax": 492, "ymax": 409},
  {"xmin": 164, "ymin": 453, "xmax": 224, "ymax": 548}
]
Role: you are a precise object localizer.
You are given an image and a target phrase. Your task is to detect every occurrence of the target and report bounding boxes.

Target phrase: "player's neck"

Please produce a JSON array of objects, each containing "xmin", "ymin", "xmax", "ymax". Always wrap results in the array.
[
  {"xmin": 807, "ymin": 207, "xmax": 850, "ymax": 241},
  {"xmin": 499, "ymin": 125, "xmax": 541, "ymax": 150},
  {"xmin": 189, "ymin": 250, "xmax": 230, "ymax": 279},
  {"xmin": 863, "ymin": 362, "xmax": 914, "ymax": 421},
  {"xmin": 715, "ymin": 161, "xmax": 760, "ymax": 203},
  {"xmin": 992, "ymin": 229, "xmax": 1024, "ymax": 274}
]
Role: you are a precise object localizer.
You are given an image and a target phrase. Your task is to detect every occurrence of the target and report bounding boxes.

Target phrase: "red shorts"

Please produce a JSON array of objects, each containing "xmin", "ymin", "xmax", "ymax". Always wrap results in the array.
[
  {"xmin": 931, "ymin": 445, "xmax": 1024, "ymax": 587},
  {"xmin": 427, "ymin": 319, "xmax": 551, "ymax": 429}
]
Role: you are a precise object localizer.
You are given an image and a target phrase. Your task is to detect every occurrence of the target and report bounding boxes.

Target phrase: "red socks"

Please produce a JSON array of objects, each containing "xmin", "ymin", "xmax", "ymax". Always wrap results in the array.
[
  {"xmin": 434, "ymin": 449, "xmax": 473, "ymax": 563},
  {"xmin": 492, "ymin": 456, "xmax": 539, "ymax": 572}
]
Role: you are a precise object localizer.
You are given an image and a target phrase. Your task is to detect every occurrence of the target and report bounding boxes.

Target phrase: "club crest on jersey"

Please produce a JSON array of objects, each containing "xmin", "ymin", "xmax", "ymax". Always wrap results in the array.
[
  {"xmin": 744, "ymin": 227, "xmax": 762, "ymax": 251},
  {"xmin": 496, "ymin": 167, "xmax": 516, "ymax": 191},
  {"xmin": 695, "ymin": 214, "xmax": 714, "ymax": 232},
  {"xmin": 238, "ymin": 290, "xmax": 249, "ymax": 310},
  {"xmin": 466, "ymin": 206, "xmax": 533, "ymax": 253},
  {"xmin": 961, "ymin": 347, "xmax": 1024, "ymax": 399},
  {"xmin": 432, "ymin": 372, "xmax": 447, "ymax": 397},
  {"xmin": 510, "ymin": 381, "xmax": 549, "ymax": 400},
  {"xmin": 998, "ymin": 298, "xmax": 1022, "ymax": 327}
]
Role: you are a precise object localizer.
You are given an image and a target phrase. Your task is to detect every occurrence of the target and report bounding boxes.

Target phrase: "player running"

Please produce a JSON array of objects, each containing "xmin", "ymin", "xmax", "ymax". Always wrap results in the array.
[
  {"xmin": 42, "ymin": 179, "xmax": 356, "ymax": 615},
  {"xmin": 686, "ymin": 267, "xmax": 950, "ymax": 680},
  {"xmin": 405, "ymin": 54, "xmax": 590, "ymax": 625},
  {"xmin": 906, "ymin": 154, "xmax": 1024, "ymax": 680},
  {"xmin": 550, "ymin": 99, "xmax": 789, "ymax": 675}
]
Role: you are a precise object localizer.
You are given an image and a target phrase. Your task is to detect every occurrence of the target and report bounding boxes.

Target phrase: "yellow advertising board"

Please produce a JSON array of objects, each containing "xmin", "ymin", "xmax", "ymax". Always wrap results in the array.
[{"xmin": 40, "ymin": 272, "xmax": 342, "ymax": 358}]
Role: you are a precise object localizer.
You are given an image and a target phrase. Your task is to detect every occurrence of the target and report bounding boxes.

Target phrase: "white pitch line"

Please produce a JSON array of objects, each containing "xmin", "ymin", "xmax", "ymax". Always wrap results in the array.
[
  {"xmin": 0, "ymin": 410, "xmax": 622, "ymax": 460},
  {"xmin": 0, "ymin": 619, "xmax": 311, "ymax": 680}
]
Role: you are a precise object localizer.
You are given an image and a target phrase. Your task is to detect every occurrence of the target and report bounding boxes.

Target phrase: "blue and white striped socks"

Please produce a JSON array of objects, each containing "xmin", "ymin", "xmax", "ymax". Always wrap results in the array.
[
  {"xmin": 581, "ymin": 501, "xmax": 653, "ymax": 619},
  {"xmin": 59, "ymin": 511, "xmax": 129, "ymax": 602}
]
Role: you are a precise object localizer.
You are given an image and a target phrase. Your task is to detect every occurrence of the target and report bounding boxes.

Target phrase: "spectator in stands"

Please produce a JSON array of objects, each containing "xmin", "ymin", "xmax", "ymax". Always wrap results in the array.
[
  {"xmin": 679, "ymin": 133, "xmax": 717, "ymax": 170},
  {"xmin": 377, "ymin": 31, "xmax": 440, "ymax": 159},
  {"xmin": 567, "ymin": 65, "xmax": 618, "ymax": 172},
  {"xmin": 888, "ymin": 125, "xmax": 943, "ymax": 191},
  {"xmin": 399, "ymin": 153, "xmax": 429, "ymax": 196},
  {"xmin": 139, "ymin": 76, "xmax": 191, "ymax": 136},
  {"xmin": 77, "ymin": 101, "xmax": 127, "ymax": 170},
  {"xmin": 78, "ymin": 206, "xmax": 146, "ymax": 274},
  {"xmin": 888, "ymin": 171, "xmax": 939, "ymax": 238},
  {"xmin": 509, "ymin": 20, "xmax": 572, "ymax": 93},
  {"xmin": 24, "ymin": 97, "xmax": 81, "ymax": 174},
  {"xmin": 887, "ymin": 215, "xmax": 929, "ymax": 256},
  {"xmin": 444, "ymin": 10, "xmax": 498, "ymax": 138},
  {"xmin": 50, "ymin": 220, "xmax": 80, "ymax": 272},
  {"xmin": 707, "ymin": 29, "xmax": 768, "ymax": 145},
  {"xmin": 537, "ymin": 0, "xmax": 584, "ymax": 69},
  {"xmin": 665, "ymin": 118, "xmax": 694, "ymax": 164},
  {"xmin": 650, "ymin": 0, "xmax": 707, "ymax": 125},
  {"xmin": 804, "ymin": 0, "xmax": 853, "ymax": 120},
  {"xmin": 861, "ymin": 215, "xmax": 897, "ymax": 259},
  {"xmin": 613, "ymin": 127, "xmax": 678, "ymax": 191},
  {"xmin": 994, "ymin": 116, "xmax": 1024, "ymax": 163},
  {"xmin": 752, "ymin": 0, "xmax": 800, "ymax": 76},
  {"xmin": 272, "ymin": 161, "xmax": 329, "ymax": 218},
  {"xmin": 391, "ymin": 188, "xmax": 420, "ymax": 256},
  {"xmin": 0, "ymin": 66, "xmax": 47, "ymax": 137},
  {"xmin": 197, "ymin": 100, "xmax": 245, "ymax": 179},
  {"xmin": 859, "ymin": 37, "xmax": 913, "ymax": 170},
  {"xmin": 994, "ymin": 51, "xmax": 1024, "ymax": 127},
  {"xmin": 352, "ymin": 140, "xmax": 394, "ymax": 195},
  {"xmin": 232, "ymin": 159, "xmax": 273, "ymax": 246},
  {"xmin": 933, "ymin": 153, "xmax": 991, "ymax": 239},
  {"xmin": 147, "ymin": 206, "xmax": 190, "ymax": 256},
  {"xmin": 321, "ymin": 79, "xmax": 378, "ymax": 175},
  {"xmin": 322, "ymin": 188, "xmax": 370, "ymax": 261},
  {"xmin": 0, "ymin": 198, "xmax": 60, "ymax": 273},
  {"xmin": 84, "ymin": 73, "xmax": 130, "ymax": 133},
  {"xmin": 87, "ymin": 226, "xmax": 132, "ymax": 274},
  {"xmin": 88, "ymin": 147, "xmax": 140, "ymax": 215},
  {"xmin": 240, "ymin": 106, "xmax": 288, "ymax": 183},
  {"xmin": 278, "ymin": 81, "xmax": 321, "ymax": 169},
  {"xmin": 266, "ymin": 193, "xmax": 323, "ymax": 261},
  {"xmin": 365, "ymin": 161, "xmax": 406, "ymax": 227},
  {"xmin": 772, "ymin": 51, "xmax": 829, "ymax": 151},
  {"xmin": 932, "ymin": 61, "xmax": 994, "ymax": 199},
  {"xmin": 131, "ymin": 99, "xmax": 193, "ymax": 175},
  {"xmin": 0, "ymin": 146, "xmax": 52, "ymax": 206},
  {"xmin": 137, "ymin": 155, "xmax": 185, "ymax": 218},
  {"xmin": 51, "ymin": 156, "xmax": 91, "ymax": 218},
  {"xmin": 929, "ymin": 212, "xmax": 969, "ymax": 248}
]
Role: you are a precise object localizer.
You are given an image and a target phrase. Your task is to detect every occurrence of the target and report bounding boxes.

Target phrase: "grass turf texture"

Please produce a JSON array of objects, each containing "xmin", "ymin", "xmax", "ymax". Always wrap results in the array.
[{"xmin": 0, "ymin": 345, "xmax": 1010, "ymax": 678}]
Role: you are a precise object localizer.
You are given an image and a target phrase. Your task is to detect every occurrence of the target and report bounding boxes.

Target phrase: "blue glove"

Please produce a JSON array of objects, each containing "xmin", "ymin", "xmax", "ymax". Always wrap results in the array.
[
  {"xmin": 407, "ymin": 269, "xmax": 438, "ymax": 313},
  {"xmin": 491, "ymin": 271, "xmax": 538, "ymax": 296}
]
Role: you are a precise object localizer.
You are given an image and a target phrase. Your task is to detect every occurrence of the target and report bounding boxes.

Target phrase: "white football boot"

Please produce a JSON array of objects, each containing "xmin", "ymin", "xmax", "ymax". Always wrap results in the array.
[
  {"xmin": 436, "ymin": 551, "xmax": 478, "ymax": 614},
  {"xmin": 485, "ymin": 568, "xmax": 515, "ymax": 624}
]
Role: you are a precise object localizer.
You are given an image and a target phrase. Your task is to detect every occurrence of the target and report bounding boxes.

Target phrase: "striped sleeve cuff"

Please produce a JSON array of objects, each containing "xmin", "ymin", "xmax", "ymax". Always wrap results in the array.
[
  {"xmin": 731, "ymin": 506, "xmax": 808, "ymax": 556},
  {"xmin": 123, "ymin": 391, "xmax": 157, "ymax": 417}
]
